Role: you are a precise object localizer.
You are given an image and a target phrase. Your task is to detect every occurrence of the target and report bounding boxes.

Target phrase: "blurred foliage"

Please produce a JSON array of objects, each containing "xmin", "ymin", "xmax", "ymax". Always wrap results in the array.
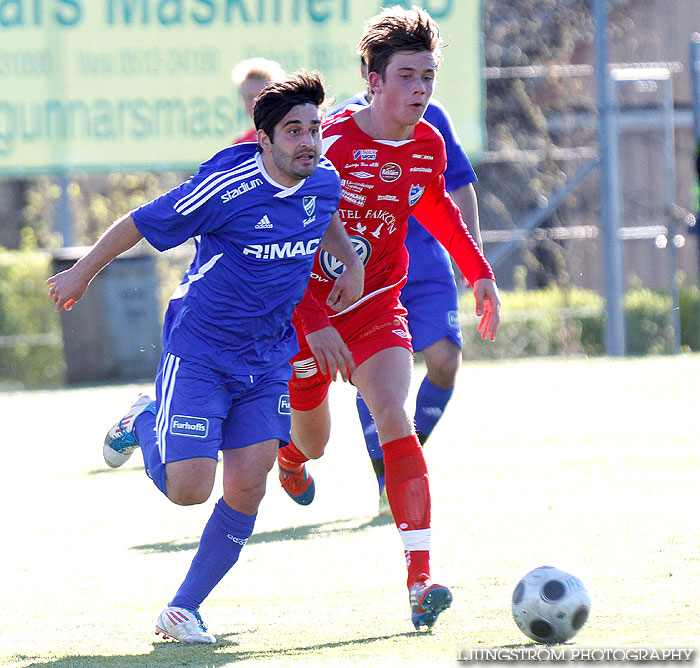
[
  {"xmin": 0, "ymin": 248, "xmax": 64, "ymax": 388},
  {"xmin": 10, "ymin": 172, "xmax": 187, "ymax": 250},
  {"xmin": 460, "ymin": 282, "xmax": 699, "ymax": 360},
  {"xmin": 1, "ymin": 249, "xmax": 697, "ymax": 388},
  {"xmin": 479, "ymin": 0, "xmax": 634, "ymax": 287},
  {"xmin": 0, "ymin": 247, "xmax": 194, "ymax": 389}
]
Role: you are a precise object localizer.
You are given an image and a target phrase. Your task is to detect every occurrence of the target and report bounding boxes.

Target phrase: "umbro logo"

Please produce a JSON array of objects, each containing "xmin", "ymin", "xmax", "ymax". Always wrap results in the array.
[{"xmin": 255, "ymin": 215, "xmax": 273, "ymax": 229}]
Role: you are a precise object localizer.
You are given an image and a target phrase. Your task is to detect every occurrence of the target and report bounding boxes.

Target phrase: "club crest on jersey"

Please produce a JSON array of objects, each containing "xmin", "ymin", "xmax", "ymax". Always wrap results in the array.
[
  {"xmin": 303, "ymin": 196, "xmax": 316, "ymax": 217},
  {"xmin": 380, "ymin": 163, "xmax": 402, "ymax": 182},
  {"xmin": 319, "ymin": 236, "xmax": 371, "ymax": 280},
  {"xmin": 353, "ymin": 149, "xmax": 377, "ymax": 161},
  {"xmin": 408, "ymin": 184, "xmax": 425, "ymax": 206}
]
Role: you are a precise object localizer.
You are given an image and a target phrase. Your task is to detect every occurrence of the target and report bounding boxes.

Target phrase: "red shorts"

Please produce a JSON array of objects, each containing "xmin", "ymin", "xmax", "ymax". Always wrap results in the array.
[{"xmin": 289, "ymin": 291, "xmax": 412, "ymax": 411}]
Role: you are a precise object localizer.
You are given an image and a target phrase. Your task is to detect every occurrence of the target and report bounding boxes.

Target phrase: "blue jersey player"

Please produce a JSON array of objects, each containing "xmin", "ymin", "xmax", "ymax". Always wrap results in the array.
[
  {"xmin": 47, "ymin": 72, "xmax": 364, "ymax": 644},
  {"xmin": 329, "ymin": 64, "xmax": 483, "ymax": 516}
]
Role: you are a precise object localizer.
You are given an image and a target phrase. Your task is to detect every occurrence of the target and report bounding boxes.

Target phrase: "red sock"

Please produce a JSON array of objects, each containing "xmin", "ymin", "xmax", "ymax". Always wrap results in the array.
[
  {"xmin": 382, "ymin": 434, "xmax": 431, "ymax": 589},
  {"xmin": 278, "ymin": 440, "xmax": 309, "ymax": 472}
]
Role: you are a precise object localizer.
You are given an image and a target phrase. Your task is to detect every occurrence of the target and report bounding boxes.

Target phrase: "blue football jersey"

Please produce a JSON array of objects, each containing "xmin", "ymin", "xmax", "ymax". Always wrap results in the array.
[
  {"xmin": 327, "ymin": 94, "xmax": 476, "ymax": 282},
  {"xmin": 131, "ymin": 143, "xmax": 341, "ymax": 374}
]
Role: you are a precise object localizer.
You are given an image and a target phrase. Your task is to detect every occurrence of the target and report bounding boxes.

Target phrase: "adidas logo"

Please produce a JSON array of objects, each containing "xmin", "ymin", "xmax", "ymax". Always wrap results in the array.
[{"xmin": 255, "ymin": 215, "xmax": 273, "ymax": 229}]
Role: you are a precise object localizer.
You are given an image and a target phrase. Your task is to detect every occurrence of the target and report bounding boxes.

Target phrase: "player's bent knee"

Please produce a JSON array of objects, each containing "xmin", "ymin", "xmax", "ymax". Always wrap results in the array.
[
  {"xmin": 167, "ymin": 486, "xmax": 212, "ymax": 506},
  {"xmin": 427, "ymin": 353, "xmax": 461, "ymax": 388},
  {"xmin": 371, "ymin": 404, "xmax": 412, "ymax": 439},
  {"xmin": 165, "ymin": 459, "xmax": 216, "ymax": 506},
  {"xmin": 303, "ymin": 441, "xmax": 327, "ymax": 459}
]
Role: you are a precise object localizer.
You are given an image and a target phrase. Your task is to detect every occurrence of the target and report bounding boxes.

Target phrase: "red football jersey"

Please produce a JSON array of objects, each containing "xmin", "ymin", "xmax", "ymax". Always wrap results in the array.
[{"xmin": 296, "ymin": 107, "xmax": 494, "ymax": 335}]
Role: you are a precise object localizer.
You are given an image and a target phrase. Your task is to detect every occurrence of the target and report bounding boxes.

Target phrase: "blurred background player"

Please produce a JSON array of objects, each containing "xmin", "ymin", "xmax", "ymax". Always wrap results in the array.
[
  {"xmin": 329, "ymin": 58, "xmax": 482, "ymax": 516},
  {"xmin": 231, "ymin": 57, "xmax": 286, "ymax": 143},
  {"xmin": 277, "ymin": 6, "xmax": 500, "ymax": 630},
  {"xmin": 47, "ymin": 72, "xmax": 363, "ymax": 644}
]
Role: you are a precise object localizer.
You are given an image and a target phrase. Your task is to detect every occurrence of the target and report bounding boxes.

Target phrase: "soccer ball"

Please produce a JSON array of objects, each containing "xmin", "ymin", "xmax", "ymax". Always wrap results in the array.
[{"xmin": 511, "ymin": 566, "xmax": 590, "ymax": 644}]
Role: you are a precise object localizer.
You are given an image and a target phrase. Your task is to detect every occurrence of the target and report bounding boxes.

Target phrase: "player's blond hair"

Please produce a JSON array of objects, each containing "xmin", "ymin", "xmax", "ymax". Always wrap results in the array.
[
  {"xmin": 231, "ymin": 57, "xmax": 285, "ymax": 87},
  {"xmin": 357, "ymin": 5, "xmax": 443, "ymax": 80}
]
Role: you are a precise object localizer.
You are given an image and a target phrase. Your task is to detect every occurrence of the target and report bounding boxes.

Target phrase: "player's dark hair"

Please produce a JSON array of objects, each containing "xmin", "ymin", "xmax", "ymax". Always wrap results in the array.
[
  {"xmin": 253, "ymin": 70, "xmax": 325, "ymax": 143},
  {"xmin": 357, "ymin": 5, "xmax": 443, "ymax": 80}
]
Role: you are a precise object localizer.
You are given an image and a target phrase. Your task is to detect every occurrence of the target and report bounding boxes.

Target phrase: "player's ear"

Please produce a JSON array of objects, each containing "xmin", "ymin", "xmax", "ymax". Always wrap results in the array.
[
  {"xmin": 257, "ymin": 128, "xmax": 272, "ymax": 151},
  {"xmin": 367, "ymin": 71, "xmax": 383, "ymax": 96}
]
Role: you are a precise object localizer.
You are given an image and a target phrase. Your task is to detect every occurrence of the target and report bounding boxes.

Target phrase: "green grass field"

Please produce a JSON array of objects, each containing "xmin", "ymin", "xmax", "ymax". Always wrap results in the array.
[{"xmin": 2, "ymin": 355, "xmax": 699, "ymax": 667}]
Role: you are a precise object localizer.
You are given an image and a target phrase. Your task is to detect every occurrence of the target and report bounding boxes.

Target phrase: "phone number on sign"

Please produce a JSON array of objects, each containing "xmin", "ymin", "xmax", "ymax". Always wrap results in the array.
[{"xmin": 119, "ymin": 48, "xmax": 220, "ymax": 76}]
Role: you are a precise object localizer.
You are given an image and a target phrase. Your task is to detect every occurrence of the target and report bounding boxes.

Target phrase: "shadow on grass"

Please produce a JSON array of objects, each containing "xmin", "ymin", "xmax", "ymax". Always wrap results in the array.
[
  {"xmin": 130, "ymin": 514, "xmax": 395, "ymax": 555},
  {"xmin": 16, "ymin": 630, "xmax": 417, "ymax": 667}
]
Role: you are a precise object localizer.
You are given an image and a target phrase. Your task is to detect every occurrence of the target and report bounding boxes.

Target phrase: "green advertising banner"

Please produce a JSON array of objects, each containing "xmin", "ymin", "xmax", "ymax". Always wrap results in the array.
[{"xmin": 0, "ymin": 0, "xmax": 483, "ymax": 174}]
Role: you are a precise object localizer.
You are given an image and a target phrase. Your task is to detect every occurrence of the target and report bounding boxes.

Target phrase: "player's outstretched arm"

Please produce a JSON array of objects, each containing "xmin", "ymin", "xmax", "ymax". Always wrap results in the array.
[
  {"xmin": 473, "ymin": 278, "xmax": 501, "ymax": 341},
  {"xmin": 47, "ymin": 214, "xmax": 144, "ymax": 311},
  {"xmin": 320, "ymin": 212, "xmax": 364, "ymax": 312}
]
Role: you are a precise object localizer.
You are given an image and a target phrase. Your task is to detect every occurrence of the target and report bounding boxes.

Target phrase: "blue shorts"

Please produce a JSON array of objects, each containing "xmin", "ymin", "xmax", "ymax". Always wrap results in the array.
[
  {"xmin": 400, "ymin": 276, "xmax": 463, "ymax": 352},
  {"xmin": 154, "ymin": 352, "xmax": 293, "ymax": 463}
]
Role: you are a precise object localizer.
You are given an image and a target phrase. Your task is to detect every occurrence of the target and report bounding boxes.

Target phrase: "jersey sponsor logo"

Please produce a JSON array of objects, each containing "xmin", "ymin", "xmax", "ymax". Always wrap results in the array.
[
  {"xmin": 341, "ymin": 189, "xmax": 367, "ymax": 206},
  {"xmin": 341, "ymin": 179, "xmax": 374, "ymax": 193},
  {"xmin": 338, "ymin": 208, "xmax": 361, "ymax": 220},
  {"xmin": 380, "ymin": 162, "xmax": 402, "ymax": 182},
  {"xmin": 408, "ymin": 184, "xmax": 425, "ymax": 206},
  {"xmin": 448, "ymin": 310, "xmax": 460, "ymax": 329},
  {"xmin": 255, "ymin": 214, "xmax": 273, "ymax": 229},
  {"xmin": 170, "ymin": 415, "xmax": 209, "ymax": 438},
  {"xmin": 278, "ymin": 394, "xmax": 291, "ymax": 414},
  {"xmin": 318, "ymin": 235, "xmax": 371, "ymax": 280},
  {"xmin": 293, "ymin": 357, "xmax": 318, "ymax": 379},
  {"xmin": 359, "ymin": 317, "xmax": 404, "ymax": 340},
  {"xmin": 369, "ymin": 223, "xmax": 385, "ymax": 238},
  {"xmin": 364, "ymin": 209, "xmax": 397, "ymax": 235},
  {"xmin": 412, "ymin": 153, "xmax": 434, "ymax": 160},
  {"xmin": 377, "ymin": 194, "xmax": 399, "ymax": 202},
  {"xmin": 353, "ymin": 148, "xmax": 377, "ymax": 161},
  {"xmin": 350, "ymin": 222, "xmax": 367, "ymax": 234},
  {"xmin": 243, "ymin": 238, "xmax": 320, "ymax": 260},
  {"xmin": 349, "ymin": 171, "xmax": 374, "ymax": 179},
  {"xmin": 410, "ymin": 166, "xmax": 433, "ymax": 173},
  {"xmin": 221, "ymin": 178, "xmax": 264, "ymax": 203}
]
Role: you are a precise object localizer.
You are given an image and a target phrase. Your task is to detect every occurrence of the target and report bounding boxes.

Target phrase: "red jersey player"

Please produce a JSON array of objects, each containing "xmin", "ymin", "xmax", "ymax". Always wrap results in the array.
[{"xmin": 277, "ymin": 6, "xmax": 501, "ymax": 629}]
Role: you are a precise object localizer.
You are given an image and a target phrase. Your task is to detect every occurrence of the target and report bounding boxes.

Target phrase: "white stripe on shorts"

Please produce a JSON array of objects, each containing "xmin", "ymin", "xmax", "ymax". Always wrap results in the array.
[
  {"xmin": 156, "ymin": 352, "xmax": 180, "ymax": 464},
  {"xmin": 398, "ymin": 528, "xmax": 431, "ymax": 552}
]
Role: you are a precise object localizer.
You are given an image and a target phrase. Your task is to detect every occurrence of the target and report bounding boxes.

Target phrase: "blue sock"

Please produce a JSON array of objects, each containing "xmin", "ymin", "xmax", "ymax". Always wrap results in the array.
[
  {"xmin": 134, "ymin": 411, "xmax": 167, "ymax": 497},
  {"xmin": 170, "ymin": 498, "xmax": 256, "ymax": 612},
  {"xmin": 414, "ymin": 377, "xmax": 454, "ymax": 441},
  {"xmin": 356, "ymin": 393, "xmax": 385, "ymax": 493}
]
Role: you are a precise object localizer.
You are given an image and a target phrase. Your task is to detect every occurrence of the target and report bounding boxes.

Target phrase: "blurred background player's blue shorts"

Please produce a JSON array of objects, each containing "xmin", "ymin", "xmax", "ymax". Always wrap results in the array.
[{"xmin": 400, "ymin": 277, "xmax": 463, "ymax": 352}]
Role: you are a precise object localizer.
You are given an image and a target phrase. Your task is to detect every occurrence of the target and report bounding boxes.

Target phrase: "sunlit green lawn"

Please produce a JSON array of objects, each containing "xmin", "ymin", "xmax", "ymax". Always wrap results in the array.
[{"xmin": 2, "ymin": 355, "xmax": 699, "ymax": 667}]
